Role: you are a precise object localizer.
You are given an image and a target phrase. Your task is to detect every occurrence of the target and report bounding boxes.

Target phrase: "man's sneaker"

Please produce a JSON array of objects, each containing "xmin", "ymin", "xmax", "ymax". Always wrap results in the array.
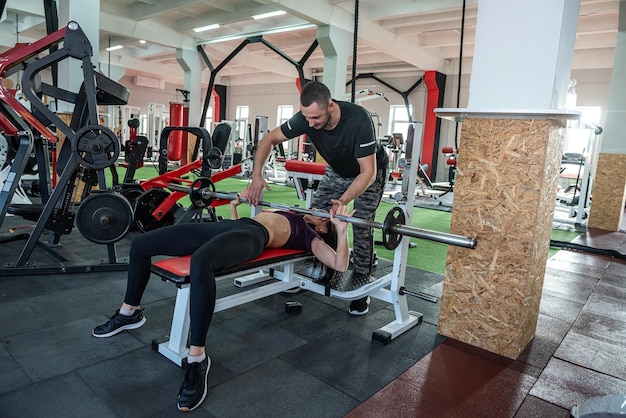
[
  {"xmin": 92, "ymin": 309, "xmax": 146, "ymax": 338},
  {"xmin": 177, "ymin": 356, "xmax": 211, "ymax": 412},
  {"xmin": 349, "ymin": 296, "xmax": 371, "ymax": 316}
]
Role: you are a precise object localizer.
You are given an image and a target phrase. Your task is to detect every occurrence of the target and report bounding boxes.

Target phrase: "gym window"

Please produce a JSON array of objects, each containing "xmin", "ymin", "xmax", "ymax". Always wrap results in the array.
[
  {"xmin": 235, "ymin": 106, "xmax": 249, "ymax": 141},
  {"xmin": 388, "ymin": 105, "xmax": 413, "ymax": 139},
  {"xmin": 205, "ymin": 106, "xmax": 213, "ymax": 131},
  {"xmin": 277, "ymin": 105, "xmax": 293, "ymax": 127}
]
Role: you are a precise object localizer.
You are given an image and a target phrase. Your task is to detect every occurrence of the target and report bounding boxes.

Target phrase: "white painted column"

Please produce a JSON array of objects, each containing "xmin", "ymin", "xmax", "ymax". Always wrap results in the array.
[
  {"xmin": 57, "ymin": 0, "xmax": 100, "ymax": 112},
  {"xmin": 435, "ymin": 0, "xmax": 582, "ymax": 358},
  {"xmin": 600, "ymin": 0, "xmax": 626, "ymax": 155},
  {"xmin": 317, "ymin": 25, "xmax": 353, "ymax": 98},
  {"xmin": 587, "ymin": 0, "xmax": 626, "ymax": 231},
  {"xmin": 176, "ymin": 47, "xmax": 202, "ymax": 127},
  {"xmin": 469, "ymin": 0, "xmax": 580, "ymax": 110}
]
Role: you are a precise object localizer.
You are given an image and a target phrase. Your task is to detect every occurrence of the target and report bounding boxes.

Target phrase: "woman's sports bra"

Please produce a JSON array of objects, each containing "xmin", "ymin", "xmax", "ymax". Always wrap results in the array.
[{"xmin": 276, "ymin": 211, "xmax": 321, "ymax": 252}]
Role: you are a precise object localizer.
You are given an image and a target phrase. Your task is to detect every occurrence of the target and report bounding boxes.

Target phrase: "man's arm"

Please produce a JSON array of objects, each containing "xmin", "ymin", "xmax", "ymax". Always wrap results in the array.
[
  {"xmin": 332, "ymin": 153, "xmax": 377, "ymax": 206},
  {"xmin": 241, "ymin": 126, "xmax": 289, "ymax": 205}
]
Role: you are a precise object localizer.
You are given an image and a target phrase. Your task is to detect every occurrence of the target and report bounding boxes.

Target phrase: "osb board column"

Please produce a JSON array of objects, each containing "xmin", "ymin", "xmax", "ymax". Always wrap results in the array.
[
  {"xmin": 588, "ymin": 153, "xmax": 626, "ymax": 231},
  {"xmin": 438, "ymin": 118, "xmax": 565, "ymax": 359}
]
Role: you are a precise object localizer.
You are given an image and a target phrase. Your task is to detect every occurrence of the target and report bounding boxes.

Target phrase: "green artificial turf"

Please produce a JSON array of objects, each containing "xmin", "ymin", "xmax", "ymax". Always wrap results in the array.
[{"xmin": 114, "ymin": 165, "xmax": 581, "ymax": 274}]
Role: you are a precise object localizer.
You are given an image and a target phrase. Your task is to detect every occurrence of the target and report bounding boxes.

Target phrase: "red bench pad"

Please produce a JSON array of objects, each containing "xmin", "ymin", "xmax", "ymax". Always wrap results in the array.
[
  {"xmin": 284, "ymin": 160, "xmax": 327, "ymax": 175},
  {"xmin": 151, "ymin": 248, "xmax": 308, "ymax": 284}
]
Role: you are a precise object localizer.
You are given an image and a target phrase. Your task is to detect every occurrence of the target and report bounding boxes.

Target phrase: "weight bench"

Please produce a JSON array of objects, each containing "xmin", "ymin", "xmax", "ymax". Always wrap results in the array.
[
  {"xmin": 150, "ymin": 248, "xmax": 311, "ymax": 366},
  {"xmin": 151, "ymin": 242, "xmax": 425, "ymax": 367}
]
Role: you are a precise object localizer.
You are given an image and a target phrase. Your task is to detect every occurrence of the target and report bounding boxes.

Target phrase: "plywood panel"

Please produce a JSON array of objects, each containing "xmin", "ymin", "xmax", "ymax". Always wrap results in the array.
[
  {"xmin": 588, "ymin": 153, "xmax": 626, "ymax": 231},
  {"xmin": 438, "ymin": 118, "xmax": 566, "ymax": 359}
]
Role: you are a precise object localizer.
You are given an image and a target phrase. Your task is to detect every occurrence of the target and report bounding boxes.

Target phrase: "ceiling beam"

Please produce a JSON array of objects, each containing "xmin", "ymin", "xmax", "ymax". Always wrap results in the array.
[
  {"xmin": 100, "ymin": 11, "xmax": 196, "ymax": 49},
  {"xmin": 129, "ymin": 0, "xmax": 216, "ymax": 21},
  {"xmin": 367, "ymin": 0, "xmax": 477, "ymax": 20},
  {"xmin": 203, "ymin": 41, "xmax": 300, "ymax": 78},
  {"xmin": 176, "ymin": 4, "xmax": 277, "ymax": 33},
  {"xmin": 257, "ymin": 0, "xmax": 444, "ymax": 71}
]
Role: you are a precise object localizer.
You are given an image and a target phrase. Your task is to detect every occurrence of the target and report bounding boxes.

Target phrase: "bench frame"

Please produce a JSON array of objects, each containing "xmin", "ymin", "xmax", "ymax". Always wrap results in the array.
[
  {"xmin": 151, "ymin": 250, "xmax": 311, "ymax": 366},
  {"xmin": 151, "ymin": 239, "xmax": 422, "ymax": 367}
]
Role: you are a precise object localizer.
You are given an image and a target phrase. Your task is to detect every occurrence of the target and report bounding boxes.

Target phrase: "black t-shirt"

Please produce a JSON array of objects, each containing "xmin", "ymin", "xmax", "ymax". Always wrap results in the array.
[{"xmin": 280, "ymin": 100, "xmax": 376, "ymax": 178}]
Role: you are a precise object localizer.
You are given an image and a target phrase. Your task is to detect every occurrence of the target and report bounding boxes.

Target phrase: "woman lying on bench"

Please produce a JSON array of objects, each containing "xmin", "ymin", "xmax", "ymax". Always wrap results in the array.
[{"xmin": 92, "ymin": 197, "xmax": 355, "ymax": 412}]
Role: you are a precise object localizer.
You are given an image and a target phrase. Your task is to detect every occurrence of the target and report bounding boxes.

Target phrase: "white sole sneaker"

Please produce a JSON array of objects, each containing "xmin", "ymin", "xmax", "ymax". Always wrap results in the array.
[{"xmin": 348, "ymin": 296, "xmax": 371, "ymax": 316}]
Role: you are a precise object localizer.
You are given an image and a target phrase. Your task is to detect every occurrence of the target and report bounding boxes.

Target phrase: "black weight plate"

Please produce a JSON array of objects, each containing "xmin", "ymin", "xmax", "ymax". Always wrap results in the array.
[
  {"xmin": 133, "ymin": 188, "xmax": 176, "ymax": 232},
  {"xmin": 117, "ymin": 183, "xmax": 145, "ymax": 208},
  {"xmin": 382, "ymin": 206, "xmax": 405, "ymax": 250},
  {"xmin": 71, "ymin": 124, "xmax": 120, "ymax": 170},
  {"xmin": 76, "ymin": 192, "xmax": 133, "ymax": 244},
  {"xmin": 189, "ymin": 177, "xmax": 214, "ymax": 207}
]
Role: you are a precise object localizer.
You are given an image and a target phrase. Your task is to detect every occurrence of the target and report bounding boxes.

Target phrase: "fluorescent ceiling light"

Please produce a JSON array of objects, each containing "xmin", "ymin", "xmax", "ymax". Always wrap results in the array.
[
  {"xmin": 194, "ymin": 23, "xmax": 221, "ymax": 33},
  {"xmin": 253, "ymin": 10, "xmax": 286, "ymax": 20},
  {"xmin": 201, "ymin": 23, "xmax": 316, "ymax": 45},
  {"xmin": 106, "ymin": 44, "xmax": 124, "ymax": 51},
  {"xmin": 139, "ymin": 40, "xmax": 146, "ymax": 44}
]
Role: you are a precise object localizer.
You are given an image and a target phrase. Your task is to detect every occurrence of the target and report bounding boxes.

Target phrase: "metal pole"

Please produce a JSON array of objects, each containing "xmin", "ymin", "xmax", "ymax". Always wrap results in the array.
[{"xmin": 199, "ymin": 189, "xmax": 477, "ymax": 249}]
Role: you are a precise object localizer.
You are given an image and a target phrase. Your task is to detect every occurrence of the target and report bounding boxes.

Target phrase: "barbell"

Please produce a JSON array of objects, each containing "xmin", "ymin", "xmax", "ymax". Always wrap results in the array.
[{"xmin": 170, "ymin": 178, "xmax": 477, "ymax": 251}]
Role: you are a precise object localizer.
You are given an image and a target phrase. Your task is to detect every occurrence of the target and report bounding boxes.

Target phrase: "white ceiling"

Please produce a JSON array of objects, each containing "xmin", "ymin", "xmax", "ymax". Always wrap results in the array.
[{"xmin": 0, "ymin": 0, "xmax": 619, "ymax": 87}]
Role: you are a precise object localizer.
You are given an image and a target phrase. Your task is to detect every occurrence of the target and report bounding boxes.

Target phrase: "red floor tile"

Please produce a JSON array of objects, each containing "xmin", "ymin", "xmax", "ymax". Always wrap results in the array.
[
  {"xmin": 529, "ymin": 358, "xmax": 626, "ymax": 409},
  {"xmin": 554, "ymin": 331, "xmax": 626, "ymax": 380}
]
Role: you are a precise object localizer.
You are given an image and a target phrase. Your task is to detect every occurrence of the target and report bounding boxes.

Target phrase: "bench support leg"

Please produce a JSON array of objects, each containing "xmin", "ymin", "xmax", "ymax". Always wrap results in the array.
[{"xmin": 155, "ymin": 285, "xmax": 190, "ymax": 367}]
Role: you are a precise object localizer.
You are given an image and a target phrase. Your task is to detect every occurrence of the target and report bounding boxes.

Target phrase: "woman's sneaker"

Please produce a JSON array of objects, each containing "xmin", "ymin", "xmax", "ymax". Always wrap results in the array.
[
  {"xmin": 349, "ymin": 296, "xmax": 371, "ymax": 316},
  {"xmin": 177, "ymin": 356, "xmax": 211, "ymax": 412},
  {"xmin": 92, "ymin": 309, "xmax": 146, "ymax": 338}
]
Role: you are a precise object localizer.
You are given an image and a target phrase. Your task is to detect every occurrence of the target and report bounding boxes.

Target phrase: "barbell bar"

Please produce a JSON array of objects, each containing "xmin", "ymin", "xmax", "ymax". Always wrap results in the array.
[{"xmin": 175, "ymin": 178, "xmax": 477, "ymax": 250}]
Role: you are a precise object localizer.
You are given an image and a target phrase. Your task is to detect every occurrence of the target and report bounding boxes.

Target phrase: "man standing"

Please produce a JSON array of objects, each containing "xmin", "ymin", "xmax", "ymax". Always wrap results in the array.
[{"xmin": 242, "ymin": 81, "xmax": 389, "ymax": 315}]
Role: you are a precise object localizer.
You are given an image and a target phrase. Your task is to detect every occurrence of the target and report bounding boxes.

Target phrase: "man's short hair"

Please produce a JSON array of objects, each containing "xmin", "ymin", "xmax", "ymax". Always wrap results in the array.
[{"xmin": 300, "ymin": 81, "xmax": 332, "ymax": 109}]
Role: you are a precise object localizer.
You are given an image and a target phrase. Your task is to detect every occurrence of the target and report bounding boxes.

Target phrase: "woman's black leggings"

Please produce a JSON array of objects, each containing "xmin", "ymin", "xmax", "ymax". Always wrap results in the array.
[{"xmin": 124, "ymin": 219, "xmax": 268, "ymax": 347}]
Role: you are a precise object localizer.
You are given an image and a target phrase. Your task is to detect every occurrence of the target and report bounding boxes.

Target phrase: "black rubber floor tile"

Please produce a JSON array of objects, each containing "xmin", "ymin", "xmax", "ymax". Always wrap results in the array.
[
  {"xmin": 120, "ymin": 297, "xmax": 177, "ymax": 346},
  {"xmin": 354, "ymin": 311, "xmax": 446, "ymax": 362},
  {"xmin": 0, "ymin": 270, "xmax": 113, "ymax": 301},
  {"xmin": 25, "ymin": 283, "xmax": 127, "ymax": 324},
  {"xmin": 5, "ymin": 316, "xmax": 144, "ymax": 382},
  {"xmin": 0, "ymin": 343, "xmax": 30, "ymax": 396},
  {"xmin": 0, "ymin": 299, "xmax": 49, "ymax": 340},
  {"xmin": 205, "ymin": 314, "xmax": 308, "ymax": 375},
  {"xmin": 201, "ymin": 358, "xmax": 358, "ymax": 417},
  {"xmin": 77, "ymin": 348, "xmax": 193, "ymax": 417},
  {"xmin": 281, "ymin": 330, "xmax": 416, "ymax": 402},
  {"xmin": 0, "ymin": 372, "xmax": 117, "ymax": 418},
  {"xmin": 274, "ymin": 294, "xmax": 352, "ymax": 341}
]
